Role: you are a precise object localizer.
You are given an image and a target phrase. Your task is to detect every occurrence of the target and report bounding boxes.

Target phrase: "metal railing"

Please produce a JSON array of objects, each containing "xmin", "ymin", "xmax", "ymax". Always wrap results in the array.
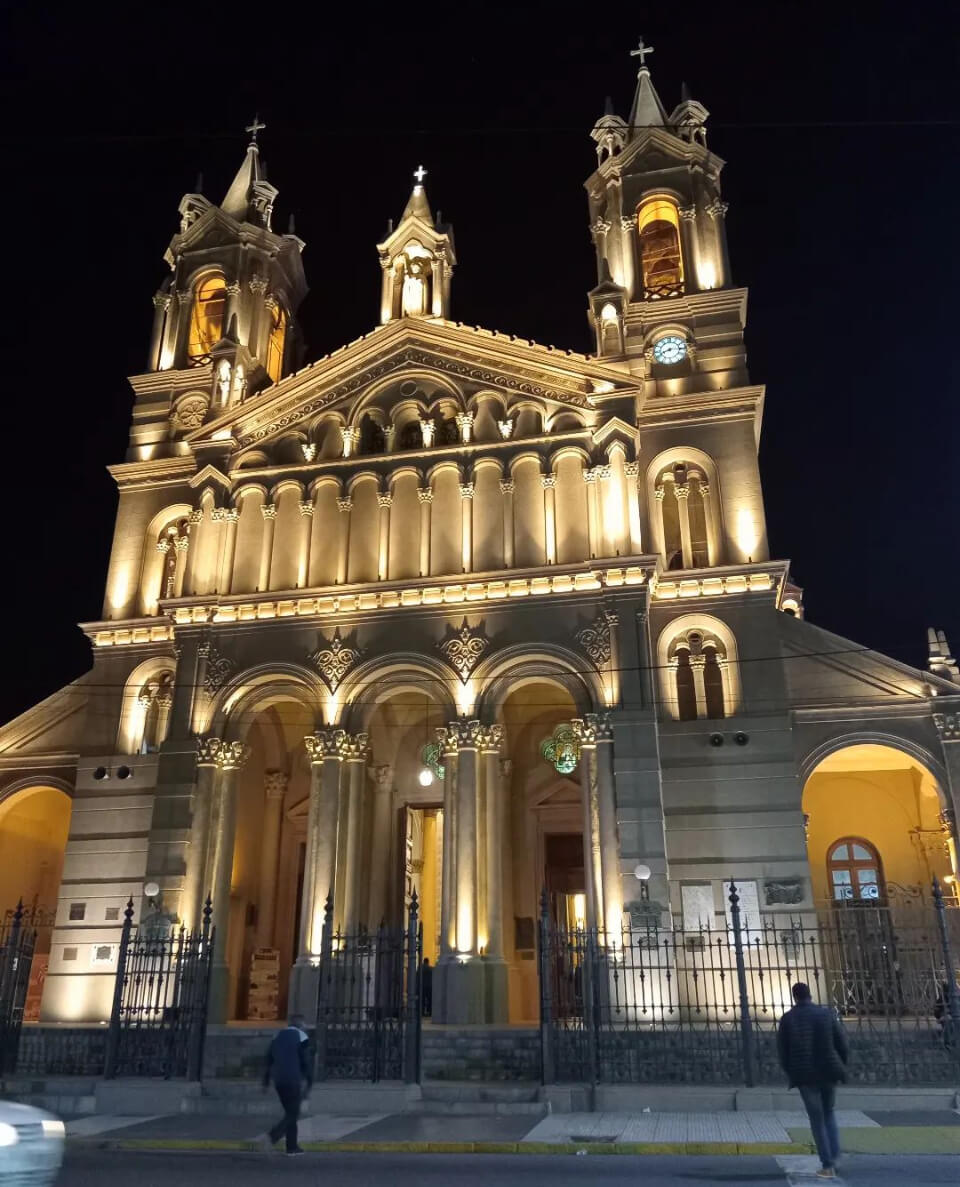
[
  {"xmin": 539, "ymin": 879, "xmax": 960, "ymax": 1086},
  {"xmin": 0, "ymin": 902, "xmax": 36, "ymax": 1075}
]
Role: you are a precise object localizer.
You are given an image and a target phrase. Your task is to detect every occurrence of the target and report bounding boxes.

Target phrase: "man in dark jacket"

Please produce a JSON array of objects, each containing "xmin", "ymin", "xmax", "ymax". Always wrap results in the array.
[
  {"xmin": 777, "ymin": 982, "xmax": 849, "ymax": 1179},
  {"xmin": 263, "ymin": 1015, "xmax": 313, "ymax": 1155}
]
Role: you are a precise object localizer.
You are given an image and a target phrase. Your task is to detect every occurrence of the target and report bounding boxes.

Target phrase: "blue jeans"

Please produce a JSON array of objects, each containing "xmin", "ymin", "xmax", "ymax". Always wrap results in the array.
[{"xmin": 798, "ymin": 1082, "xmax": 840, "ymax": 1168}]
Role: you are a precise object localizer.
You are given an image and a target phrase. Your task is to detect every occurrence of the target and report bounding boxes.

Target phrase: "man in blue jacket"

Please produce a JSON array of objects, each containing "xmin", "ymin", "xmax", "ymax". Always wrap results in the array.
[
  {"xmin": 777, "ymin": 982, "xmax": 849, "ymax": 1179},
  {"xmin": 263, "ymin": 1015, "xmax": 313, "ymax": 1154}
]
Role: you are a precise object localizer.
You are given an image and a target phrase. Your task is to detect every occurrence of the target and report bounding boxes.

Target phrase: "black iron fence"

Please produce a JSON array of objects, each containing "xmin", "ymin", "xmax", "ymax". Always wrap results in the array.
[
  {"xmin": 539, "ymin": 879, "xmax": 960, "ymax": 1087},
  {"xmin": 104, "ymin": 897, "xmax": 215, "ymax": 1080},
  {"xmin": 0, "ymin": 902, "xmax": 36, "ymax": 1075},
  {"xmin": 314, "ymin": 892, "xmax": 422, "ymax": 1083}
]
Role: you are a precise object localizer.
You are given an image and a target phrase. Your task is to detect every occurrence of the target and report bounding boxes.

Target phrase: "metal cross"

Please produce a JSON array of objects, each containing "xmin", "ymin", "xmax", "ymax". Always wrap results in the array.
[
  {"xmin": 630, "ymin": 37, "xmax": 655, "ymax": 68},
  {"xmin": 413, "ymin": 164, "xmax": 427, "ymax": 184},
  {"xmin": 245, "ymin": 115, "xmax": 266, "ymax": 143}
]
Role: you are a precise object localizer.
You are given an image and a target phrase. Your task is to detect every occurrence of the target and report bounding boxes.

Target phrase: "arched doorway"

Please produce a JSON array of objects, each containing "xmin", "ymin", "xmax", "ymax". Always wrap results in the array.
[
  {"xmin": 499, "ymin": 678, "xmax": 580, "ymax": 1022},
  {"xmin": 803, "ymin": 743, "xmax": 955, "ymax": 912},
  {"xmin": 0, "ymin": 785, "xmax": 72, "ymax": 1019}
]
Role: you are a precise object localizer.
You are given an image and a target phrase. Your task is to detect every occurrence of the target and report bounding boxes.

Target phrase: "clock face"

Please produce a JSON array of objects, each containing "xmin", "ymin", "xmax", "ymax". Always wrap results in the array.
[{"xmin": 653, "ymin": 335, "xmax": 687, "ymax": 365}]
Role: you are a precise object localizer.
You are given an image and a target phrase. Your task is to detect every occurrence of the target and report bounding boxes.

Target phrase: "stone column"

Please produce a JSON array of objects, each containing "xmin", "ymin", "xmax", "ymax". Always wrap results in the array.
[
  {"xmin": 219, "ymin": 507, "xmax": 239, "ymax": 594},
  {"xmin": 180, "ymin": 737, "xmax": 220, "ymax": 929},
  {"xmin": 700, "ymin": 483, "xmax": 719, "ymax": 564},
  {"xmin": 340, "ymin": 734, "xmax": 370, "ymax": 932},
  {"xmin": 480, "ymin": 725, "xmax": 508, "ymax": 1022},
  {"xmin": 456, "ymin": 412, "xmax": 474, "ymax": 444},
  {"xmin": 149, "ymin": 291, "xmax": 171, "ymax": 371},
  {"xmin": 439, "ymin": 734, "xmax": 458, "ymax": 958},
  {"xmin": 367, "ymin": 764, "xmax": 394, "ymax": 928},
  {"xmin": 258, "ymin": 503, "xmax": 277, "ymax": 592},
  {"xmin": 584, "ymin": 467, "xmax": 601, "ymax": 560},
  {"xmin": 572, "ymin": 717, "xmax": 603, "ymax": 930},
  {"xmin": 384, "ymin": 425, "xmax": 396, "ymax": 453},
  {"xmin": 593, "ymin": 718, "xmax": 622, "ymax": 937},
  {"xmin": 417, "ymin": 488, "xmax": 432, "ymax": 577},
  {"xmin": 706, "ymin": 197, "xmax": 732, "ymax": 288},
  {"xmin": 499, "ymin": 480, "xmax": 515, "ymax": 568},
  {"xmin": 207, "ymin": 740, "xmax": 250, "ymax": 1022},
  {"xmin": 255, "ymin": 771, "xmax": 288, "ymax": 949},
  {"xmin": 341, "ymin": 427, "xmax": 359, "ymax": 459},
  {"xmin": 173, "ymin": 534, "xmax": 190, "ymax": 598},
  {"xmin": 377, "ymin": 493, "xmax": 392, "ymax": 581},
  {"xmin": 678, "ymin": 204, "xmax": 700, "ymax": 291},
  {"xmin": 336, "ymin": 497, "xmax": 353, "ymax": 584},
  {"xmin": 674, "ymin": 483, "xmax": 693, "ymax": 569},
  {"xmin": 460, "ymin": 483, "xmax": 474, "ymax": 573},
  {"xmin": 623, "ymin": 461, "xmax": 643, "ymax": 554},
  {"xmin": 541, "ymin": 474, "xmax": 557, "ymax": 564},
  {"xmin": 296, "ymin": 501, "xmax": 314, "ymax": 588},
  {"xmin": 182, "ymin": 508, "xmax": 203, "ymax": 595},
  {"xmin": 689, "ymin": 653, "xmax": 708, "ymax": 718}
]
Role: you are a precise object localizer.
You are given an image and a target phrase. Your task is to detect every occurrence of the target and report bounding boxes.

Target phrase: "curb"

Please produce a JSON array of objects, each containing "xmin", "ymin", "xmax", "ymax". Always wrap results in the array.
[{"xmin": 75, "ymin": 1137, "xmax": 815, "ymax": 1156}]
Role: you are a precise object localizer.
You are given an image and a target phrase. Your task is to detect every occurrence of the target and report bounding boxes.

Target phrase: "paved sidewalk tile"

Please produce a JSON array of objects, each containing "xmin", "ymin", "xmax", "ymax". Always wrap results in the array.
[
  {"xmin": 66, "ymin": 1115, "xmax": 166, "ymax": 1138},
  {"xmin": 347, "ymin": 1114, "xmax": 537, "ymax": 1143},
  {"xmin": 296, "ymin": 1114, "xmax": 387, "ymax": 1142}
]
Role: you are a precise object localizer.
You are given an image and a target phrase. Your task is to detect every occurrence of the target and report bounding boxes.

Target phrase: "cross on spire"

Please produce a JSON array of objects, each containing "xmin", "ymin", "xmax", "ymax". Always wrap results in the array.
[
  {"xmin": 413, "ymin": 164, "xmax": 427, "ymax": 185},
  {"xmin": 245, "ymin": 115, "xmax": 266, "ymax": 144},
  {"xmin": 630, "ymin": 37, "xmax": 654, "ymax": 69}
]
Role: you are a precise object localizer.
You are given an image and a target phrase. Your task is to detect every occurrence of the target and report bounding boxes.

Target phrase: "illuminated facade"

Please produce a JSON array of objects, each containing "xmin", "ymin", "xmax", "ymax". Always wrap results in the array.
[{"xmin": 1, "ymin": 54, "xmax": 959, "ymax": 1029}]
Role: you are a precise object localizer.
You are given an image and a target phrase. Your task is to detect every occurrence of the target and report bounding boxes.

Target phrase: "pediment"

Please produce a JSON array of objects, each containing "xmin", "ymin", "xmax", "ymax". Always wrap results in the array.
[
  {"xmin": 600, "ymin": 127, "xmax": 721, "ymax": 182},
  {"xmin": 190, "ymin": 319, "xmax": 639, "ymax": 454},
  {"xmin": 188, "ymin": 463, "xmax": 231, "ymax": 492},
  {"xmin": 780, "ymin": 616, "xmax": 951, "ymax": 707}
]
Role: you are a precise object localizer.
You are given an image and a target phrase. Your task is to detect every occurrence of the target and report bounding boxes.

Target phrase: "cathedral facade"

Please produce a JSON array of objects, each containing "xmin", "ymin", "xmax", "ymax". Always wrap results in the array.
[{"xmin": 2, "ymin": 51, "xmax": 958, "ymax": 1029}]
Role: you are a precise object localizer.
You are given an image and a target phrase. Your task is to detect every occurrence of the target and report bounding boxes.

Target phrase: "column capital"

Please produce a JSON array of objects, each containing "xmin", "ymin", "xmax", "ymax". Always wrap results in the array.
[
  {"xmin": 336, "ymin": 496, "xmax": 353, "ymax": 513},
  {"xmin": 343, "ymin": 731, "xmax": 370, "ymax": 761},
  {"xmin": 934, "ymin": 712, "xmax": 960, "ymax": 742},
  {"xmin": 196, "ymin": 735, "xmax": 222, "ymax": 765},
  {"xmin": 540, "ymin": 473, "xmax": 557, "ymax": 490},
  {"xmin": 688, "ymin": 652, "xmax": 707, "ymax": 670},
  {"xmin": 699, "ymin": 482, "xmax": 711, "ymax": 498},
  {"xmin": 674, "ymin": 483, "xmax": 691, "ymax": 500},
  {"xmin": 260, "ymin": 502, "xmax": 278, "ymax": 520},
  {"xmin": 298, "ymin": 500, "xmax": 314, "ymax": 517},
  {"xmin": 369, "ymin": 762, "xmax": 394, "ymax": 789},
  {"xmin": 705, "ymin": 197, "xmax": 729, "ymax": 219},
  {"xmin": 248, "ymin": 275, "xmax": 269, "ymax": 296},
  {"xmin": 174, "ymin": 534, "xmax": 190, "ymax": 551},
  {"xmin": 225, "ymin": 281, "xmax": 242, "ymax": 298},
  {"xmin": 499, "ymin": 480, "xmax": 515, "ymax": 495},
  {"xmin": 264, "ymin": 770, "xmax": 288, "ymax": 800},
  {"xmin": 214, "ymin": 741, "xmax": 250, "ymax": 771},
  {"xmin": 188, "ymin": 508, "xmax": 204, "ymax": 524},
  {"xmin": 305, "ymin": 728, "xmax": 368, "ymax": 761},
  {"xmin": 678, "ymin": 204, "xmax": 698, "ymax": 221},
  {"xmin": 459, "ymin": 482, "xmax": 475, "ymax": 500},
  {"xmin": 477, "ymin": 723, "xmax": 504, "ymax": 753},
  {"xmin": 623, "ymin": 460, "xmax": 640, "ymax": 479},
  {"xmin": 377, "ymin": 493, "xmax": 394, "ymax": 508},
  {"xmin": 153, "ymin": 291, "xmax": 172, "ymax": 311},
  {"xmin": 417, "ymin": 487, "xmax": 433, "ymax": 504},
  {"xmin": 571, "ymin": 712, "xmax": 612, "ymax": 745},
  {"xmin": 176, "ymin": 288, "xmax": 193, "ymax": 305},
  {"xmin": 654, "ymin": 484, "xmax": 666, "ymax": 501}
]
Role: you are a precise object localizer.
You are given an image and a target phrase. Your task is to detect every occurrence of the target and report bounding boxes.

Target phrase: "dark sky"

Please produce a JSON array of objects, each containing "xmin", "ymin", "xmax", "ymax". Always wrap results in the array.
[{"xmin": 1, "ymin": 1, "xmax": 957, "ymax": 726}]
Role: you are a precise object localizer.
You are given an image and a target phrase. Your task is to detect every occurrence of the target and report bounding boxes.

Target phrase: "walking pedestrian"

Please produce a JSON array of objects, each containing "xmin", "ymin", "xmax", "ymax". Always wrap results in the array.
[
  {"xmin": 777, "ymin": 982, "xmax": 848, "ymax": 1179},
  {"xmin": 262, "ymin": 1014, "xmax": 313, "ymax": 1155}
]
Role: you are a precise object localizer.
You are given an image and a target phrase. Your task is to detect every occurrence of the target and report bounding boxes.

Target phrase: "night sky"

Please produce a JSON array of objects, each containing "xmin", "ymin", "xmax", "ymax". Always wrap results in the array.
[{"xmin": 1, "ymin": 2, "xmax": 957, "ymax": 726}]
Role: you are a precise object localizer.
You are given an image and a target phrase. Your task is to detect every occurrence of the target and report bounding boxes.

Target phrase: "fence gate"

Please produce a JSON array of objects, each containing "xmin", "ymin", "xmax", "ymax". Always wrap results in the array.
[
  {"xmin": 0, "ymin": 902, "xmax": 36, "ymax": 1075},
  {"xmin": 315, "ymin": 892, "xmax": 422, "ymax": 1083},
  {"xmin": 539, "ymin": 879, "xmax": 960, "ymax": 1087},
  {"xmin": 104, "ymin": 898, "xmax": 215, "ymax": 1080}
]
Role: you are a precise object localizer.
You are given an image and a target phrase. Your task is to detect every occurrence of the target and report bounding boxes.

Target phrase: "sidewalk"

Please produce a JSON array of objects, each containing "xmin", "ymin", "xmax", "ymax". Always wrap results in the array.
[{"xmin": 65, "ymin": 1103, "xmax": 960, "ymax": 1156}]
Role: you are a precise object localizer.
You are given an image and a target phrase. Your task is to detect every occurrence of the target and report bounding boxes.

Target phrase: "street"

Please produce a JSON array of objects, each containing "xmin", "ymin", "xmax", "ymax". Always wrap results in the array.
[{"xmin": 57, "ymin": 1149, "xmax": 960, "ymax": 1186}]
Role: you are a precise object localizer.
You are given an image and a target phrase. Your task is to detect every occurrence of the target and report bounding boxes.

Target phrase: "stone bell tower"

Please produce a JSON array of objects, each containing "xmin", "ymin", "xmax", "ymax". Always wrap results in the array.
[{"xmin": 377, "ymin": 167, "xmax": 456, "ymax": 323}]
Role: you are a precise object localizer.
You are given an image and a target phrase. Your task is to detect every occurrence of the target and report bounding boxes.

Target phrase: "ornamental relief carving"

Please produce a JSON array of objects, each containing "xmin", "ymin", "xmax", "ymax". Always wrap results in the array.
[
  {"xmin": 437, "ymin": 618, "xmax": 490, "ymax": 683},
  {"xmin": 576, "ymin": 608, "xmax": 618, "ymax": 669},
  {"xmin": 170, "ymin": 393, "xmax": 210, "ymax": 432},
  {"xmin": 308, "ymin": 627, "xmax": 364, "ymax": 693},
  {"xmin": 202, "ymin": 647, "xmax": 236, "ymax": 695}
]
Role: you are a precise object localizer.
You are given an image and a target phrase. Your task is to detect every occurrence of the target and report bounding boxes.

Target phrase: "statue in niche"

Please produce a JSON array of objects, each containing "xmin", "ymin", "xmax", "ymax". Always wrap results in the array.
[{"xmin": 400, "ymin": 253, "xmax": 431, "ymax": 317}]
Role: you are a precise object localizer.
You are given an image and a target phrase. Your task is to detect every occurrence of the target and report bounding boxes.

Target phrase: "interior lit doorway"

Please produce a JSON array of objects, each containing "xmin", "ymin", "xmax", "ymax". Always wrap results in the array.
[{"xmin": 400, "ymin": 804, "xmax": 443, "ymax": 964}]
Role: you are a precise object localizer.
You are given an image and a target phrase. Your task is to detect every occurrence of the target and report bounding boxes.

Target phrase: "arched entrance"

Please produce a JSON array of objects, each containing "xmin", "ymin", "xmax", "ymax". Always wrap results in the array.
[
  {"xmin": 802, "ymin": 743, "xmax": 955, "ymax": 911},
  {"xmin": 0, "ymin": 784, "xmax": 72, "ymax": 1020}
]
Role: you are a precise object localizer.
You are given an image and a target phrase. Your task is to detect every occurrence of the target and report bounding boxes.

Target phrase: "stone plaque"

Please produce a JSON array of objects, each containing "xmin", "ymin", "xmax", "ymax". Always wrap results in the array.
[
  {"xmin": 764, "ymin": 878, "xmax": 803, "ymax": 906},
  {"xmin": 725, "ymin": 880, "xmax": 761, "ymax": 938},
  {"xmin": 681, "ymin": 883, "xmax": 714, "ymax": 931}
]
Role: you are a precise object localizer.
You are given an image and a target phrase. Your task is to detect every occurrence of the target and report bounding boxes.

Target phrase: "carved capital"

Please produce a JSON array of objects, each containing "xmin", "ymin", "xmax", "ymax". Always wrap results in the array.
[
  {"xmin": 417, "ymin": 487, "xmax": 433, "ymax": 504},
  {"xmin": 582, "ymin": 468, "xmax": 598, "ymax": 485},
  {"xmin": 590, "ymin": 217, "xmax": 612, "ymax": 237},
  {"xmin": 571, "ymin": 712, "xmax": 612, "ymax": 745},
  {"xmin": 336, "ymin": 497, "xmax": 353, "ymax": 513},
  {"xmin": 264, "ymin": 770, "xmax": 288, "ymax": 800},
  {"xmin": 477, "ymin": 723, "xmax": 504, "ymax": 753},
  {"xmin": 211, "ymin": 506, "xmax": 227, "ymax": 522},
  {"xmin": 674, "ymin": 483, "xmax": 691, "ymax": 500},
  {"xmin": 261, "ymin": 503, "xmax": 278, "ymax": 520},
  {"xmin": 377, "ymin": 493, "xmax": 394, "ymax": 508},
  {"xmin": 654, "ymin": 485, "xmax": 666, "ymax": 501},
  {"xmin": 225, "ymin": 282, "xmax": 241, "ymax": 298},
  {"xmin": 934, "ymin": 713, "xmax": 960, "ymax": 741},
  {"xmin": 699, "ymin": 482, "xmax": 711, "ymax": 498},
  {"xmin": 678, "ymin": 204, "xmax": 698, "ymax": 221},
  {"xmin": 248, "ymin": 275, "xmax": 269, "ymax": 296},
  {"xmin": 370, "ymin": 763, "xmax": 394, "ymax": 790},
  {"xmin": 174, "ymin": 534, "xmax": 190, "ymax": 551},
  {"xmin": 298, "ymin": 500, "xmax": 314, "ymax": 517},
  {"xmin": 540, "ymin": 474, "xmax": 557, "ymax": 490},
  {"xmin": 623, "ymin": 461, "xmax": 640, "ymax": 479},
  {"xmin": 223, "ymin": 507, "xmax": 239, "ymax": 523},
  {"xmin": 706, "ymin": 198, "xmax": 729, "ymax": 219},
  {"xmin": 176, "ymin": 289, "xmax": 193, "ymax": 305},
  {"xmin": 215, "ymin": 741, "xmax": 250, "ymax": 771},
  {"xmin": 459, "ymin": 483, "xmax": 475, "ymax": 500},
  {"xmin": 304, "ymin": 729, "xmax": 348, "ymax": 762},
  {"xmin": 188, "ymin": 508, "xmax": 204, "ymax": 524},
  {"xmin": 619, "ymin": 215, "xmax": 635, "ymax": 233},
  {"xmin": 440, "ymin": 719, "xmax": 486, "ymax": 750},
  {"xmin": 499, "ymin": 480, "xmax": 515, "ymax": 495},
  {"xmin": 153, "ymin": 291, "xmax": 171, "ymax": 311},
  {"xmin": 196, "ymin": 736, "xmax": 223, "ymax": 766}
]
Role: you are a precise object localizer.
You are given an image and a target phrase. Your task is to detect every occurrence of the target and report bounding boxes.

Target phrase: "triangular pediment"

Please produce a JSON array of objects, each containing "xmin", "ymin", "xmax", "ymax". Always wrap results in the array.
[
  {"xmin": 780, "ymin": 615, "xmax": 952, "ymax": 707},
  {"xmin": 188, "ymin": 464, "xmax": 231, "ymax": 491},
  {"xmin": 189, "ymin": 319, "xmax": 639, "ymax": 454},
  {"xmin": 594, "ymin": 126, "xmax": 723, "ymax": 186}
]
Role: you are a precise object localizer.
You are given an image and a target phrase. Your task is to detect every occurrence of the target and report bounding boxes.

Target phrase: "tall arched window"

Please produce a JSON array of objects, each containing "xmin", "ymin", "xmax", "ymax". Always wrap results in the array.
[
  {"xmin": 827, "ymin": 838, "xmax": 884, "ymax": 903},
  {"xmin": 137, "ymin": 672, "xmax": 174, "ymax": 753},
  {"xmin": 265, "ymin": 301, "xmax": 287, "ymax": 384},
  {"xmin": 657, "ymin": 462, "xmax": 710, "ymax": 569},
  {"xmin": 668, "ymin": 629, "xmax": 729, "ymax": 720},
  {"xmin": 156, "ymin": 519, "xmax": 189, "ymax": 603},
  {"xmin": 187, "ymin": 274, "xmax": 227, "ymax": 362},
  {"xmin": 637, "ymin": 199, "xmax": 684, "ymax": 299}
]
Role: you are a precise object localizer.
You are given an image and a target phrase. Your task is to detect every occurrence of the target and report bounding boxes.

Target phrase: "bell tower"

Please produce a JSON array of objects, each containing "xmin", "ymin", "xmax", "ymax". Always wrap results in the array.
[
  {"xmin": 585, "ymin": 42, "xmax": 746, "ymax": 394},
  {"xmin": 377, "ymin": 167, "xmax": 456, "ymax": 323},
  {"xmin": 148, "ymin": 118, "xmax": 308, "ymax": 417}
]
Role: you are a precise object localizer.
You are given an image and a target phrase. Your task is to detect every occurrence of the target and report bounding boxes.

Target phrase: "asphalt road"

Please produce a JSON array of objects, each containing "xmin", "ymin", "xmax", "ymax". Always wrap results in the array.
[{"xmin": 57, "ymin": 1149, "xmax": 960, "ymax": 1186}]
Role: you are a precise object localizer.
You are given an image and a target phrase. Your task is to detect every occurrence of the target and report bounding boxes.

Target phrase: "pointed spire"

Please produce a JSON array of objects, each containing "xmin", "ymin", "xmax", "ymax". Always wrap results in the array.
[
  {"xmin": 222, "ymin": 138, "xmax": 263, "ymax": 221},
  {"xmin": 402, "ymin": 165, "xmax": 433, "ymax": 222},
  {"xmin": 627, "ymin": 36, "xmax": 668, "ymax": 132}
]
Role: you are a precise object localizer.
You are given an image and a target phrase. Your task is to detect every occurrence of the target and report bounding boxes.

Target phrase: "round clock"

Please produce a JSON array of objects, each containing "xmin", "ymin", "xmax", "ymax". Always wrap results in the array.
[{"xmin": 652, "ymin": 335, "xmax": 687, "ymax": 365}]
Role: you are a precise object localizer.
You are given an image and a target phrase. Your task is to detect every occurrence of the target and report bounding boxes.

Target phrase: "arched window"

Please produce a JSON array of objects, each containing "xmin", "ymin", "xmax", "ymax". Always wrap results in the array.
[
  {"xmin": 637, "ymin": 199, "xmax": 684, "ymax": 299},
  {"xmin": 668, "ymin": 629, "xmax": 729, "ymax": 720},
  {"xmin": 187, "ymin": 274, "xmax": 227, "ymax": 362},
  {"xmin": 265, "ymin": 301, "xmax": 287, "ymax": 384},
  {"xmin": 656, "ymin": 462, "xmax": 710, "ymax": 569},
  {"xmin": 827, "ymin": 838, "xmax": 885, "ymax": 903},
  {"xmin": 156, "ymin": 518, "xmax": 189, "ymax": 603},
  {"xmin": 137, "ymin": 673, "xmax": 174, "ymax": 753}
]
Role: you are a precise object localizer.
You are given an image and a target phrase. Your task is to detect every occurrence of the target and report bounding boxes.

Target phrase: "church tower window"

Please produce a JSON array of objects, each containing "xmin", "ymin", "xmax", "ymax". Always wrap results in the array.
[
  {"xmin": 667, "ymin": 629, "xmax": 731, "ymax": 720},
  {"xmin": 637, "ymin": 198, "xmax": 684, "ymax": 298},
  {"xmin": 657, "ymin": 462, "xmax": 711, "ymax": 569},
  {"xmin": 265, "ymin": 301, "xmax": 287, "ymax": 384},
  {"xmin": 187, "ymin": 273, "xmax": 227, "ymax": 362}
]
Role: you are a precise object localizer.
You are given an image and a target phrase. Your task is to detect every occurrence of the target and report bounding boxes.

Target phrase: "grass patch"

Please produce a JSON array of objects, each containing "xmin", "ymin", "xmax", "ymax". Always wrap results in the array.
[{"xmin": 787, "ymin": 1127, "xmax": 960, "ymax": 1155}]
